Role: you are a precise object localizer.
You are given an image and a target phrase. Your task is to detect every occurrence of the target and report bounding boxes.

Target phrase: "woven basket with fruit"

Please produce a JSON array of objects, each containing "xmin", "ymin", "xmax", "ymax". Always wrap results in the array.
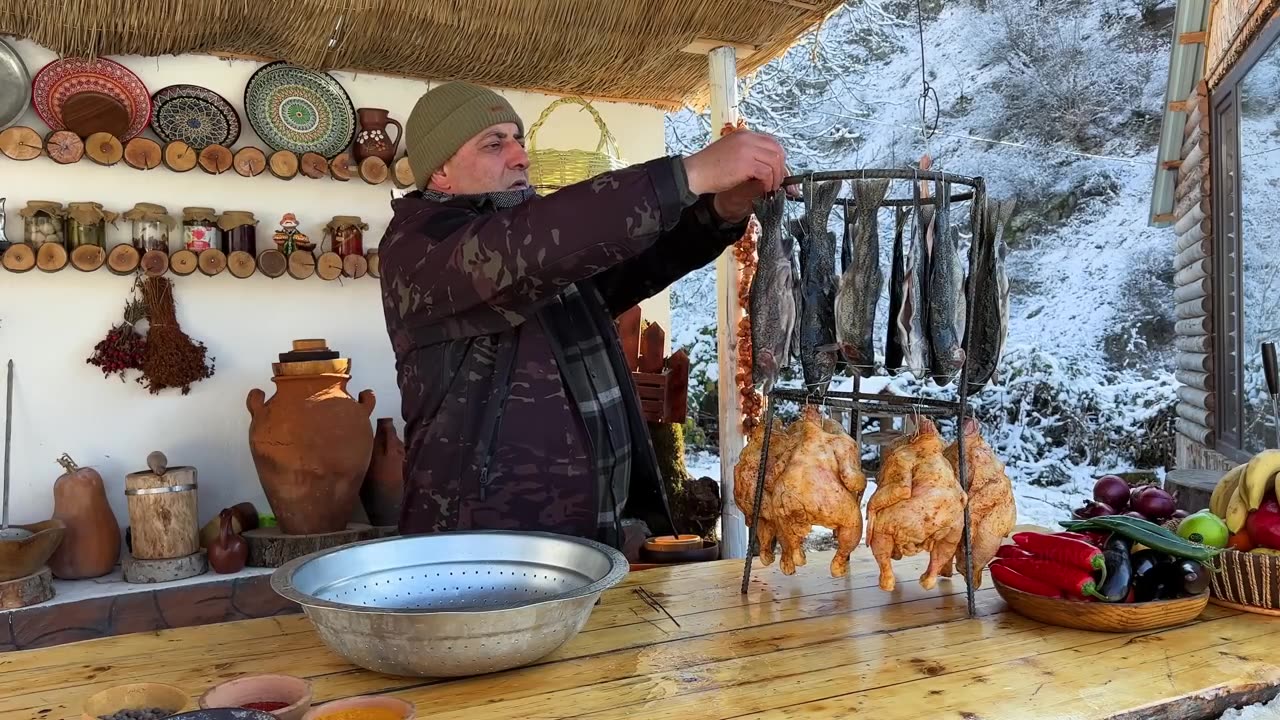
[{"xmin": 1203, "ymin": 451, "xmax": 1280, "ymax": 613}]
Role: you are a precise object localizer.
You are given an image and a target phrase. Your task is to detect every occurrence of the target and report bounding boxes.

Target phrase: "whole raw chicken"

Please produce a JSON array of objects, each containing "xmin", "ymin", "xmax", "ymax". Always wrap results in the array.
[
  {"xmin": 866, "ymin": 417, "xmax": 967, "ymax": 591},
  {"xmin": 941, "ymin": 417, "xmax": 1016, "ymax": 588},
  {"xmin": 734, "ymin": 417, "xmax": 801, "ymax": 566}
]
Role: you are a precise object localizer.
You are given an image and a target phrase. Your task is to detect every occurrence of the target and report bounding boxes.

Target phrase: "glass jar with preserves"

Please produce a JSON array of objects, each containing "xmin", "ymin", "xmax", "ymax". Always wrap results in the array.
[
  {"xmin": 182, "ymin": 207, "xmax": 222, "ymax": 253},
  {"xmin": 19, "ymin": 201, "xmax": 67, "ymax": 248},
  {"xmin": 326, "ymin": 215, "xmax": 368, "ymax": 258},
  {"xmin": 123, "ymin": 202, "xmax": 175, "ymax": 252},
  {"xmin": 66, "ymin": 202, "xmax": 117, "ymax": 249},
  {"xmin": 219, "ymin": 211, "xmax": 258, "ymax": 255}
]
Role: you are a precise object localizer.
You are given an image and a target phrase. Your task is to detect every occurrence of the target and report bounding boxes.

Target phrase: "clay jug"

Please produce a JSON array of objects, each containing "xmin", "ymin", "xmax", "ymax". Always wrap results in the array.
[
  {"xmin": 208, "ymin": 508, "xmax": 248, "ymax": 574},
  {"xmin": 352, "ymin": 108, "xmax": 402, "ymax": 166},
  {"xmin": 48, "ymin": 454, "xmax": 121, "ymax": 579},
  {"xmin": 247, "ymin": 372, "xmax": 375, "ymax": 535},
  {"xmin": 360, "ymin": 418, "xmax": 405, "ymax": 527}
]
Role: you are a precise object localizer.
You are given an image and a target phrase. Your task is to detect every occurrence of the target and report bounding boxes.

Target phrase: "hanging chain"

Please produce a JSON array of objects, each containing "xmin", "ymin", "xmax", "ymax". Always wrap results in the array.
[{"xmin": 916, "ymin": 0, "xmax": 940, "ymax": 141}]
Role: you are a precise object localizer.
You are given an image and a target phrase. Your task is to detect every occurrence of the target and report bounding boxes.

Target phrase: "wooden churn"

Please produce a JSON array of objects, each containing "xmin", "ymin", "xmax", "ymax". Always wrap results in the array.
[{"xmin": 124, "ymin": 451, "xmax": 199, "ymax": 560}]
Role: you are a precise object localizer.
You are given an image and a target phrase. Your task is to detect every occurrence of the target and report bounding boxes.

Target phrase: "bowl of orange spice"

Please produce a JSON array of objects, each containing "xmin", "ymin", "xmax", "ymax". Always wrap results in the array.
[{"xmin": 301, "ymin": 696, "xmax": 413, "ymax": 720}]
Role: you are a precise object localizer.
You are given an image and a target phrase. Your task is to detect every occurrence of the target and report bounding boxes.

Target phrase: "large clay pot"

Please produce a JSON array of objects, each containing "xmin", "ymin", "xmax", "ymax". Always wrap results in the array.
[
  {"xmin": 352, "ymin": 108, "xmax": 402, "ymax": 166},
  {"xmin": 247, "ymin": 373, "xmax": 375, "ymax": 535},
  {"xmin": 360, "ymin": 418, "xmax": 405, "ymax": 527},
  {"xmin": 48, "ymin": 454, "xmax": 121, "ymax": 579}
]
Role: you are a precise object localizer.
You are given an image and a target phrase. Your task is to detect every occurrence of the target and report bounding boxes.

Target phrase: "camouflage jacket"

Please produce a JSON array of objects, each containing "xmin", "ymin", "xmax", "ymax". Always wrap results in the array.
[{"xmin": 378, "ymin": 156, "xmax": 747, "ymax": 547}]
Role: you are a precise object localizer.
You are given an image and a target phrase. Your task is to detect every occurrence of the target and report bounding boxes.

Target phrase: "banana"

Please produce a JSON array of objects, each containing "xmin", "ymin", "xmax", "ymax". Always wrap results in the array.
[
  {"xmin": 1212, "ymin": 464, "xmax": 1247, "ymax": 517},
  {"xmin": 1242, "ymin": 449, "xmax": 1280, "ymax": 510},
  {"xmin": 1225, "ymin": 482, "xmax": 1251, "ymax": 533}
]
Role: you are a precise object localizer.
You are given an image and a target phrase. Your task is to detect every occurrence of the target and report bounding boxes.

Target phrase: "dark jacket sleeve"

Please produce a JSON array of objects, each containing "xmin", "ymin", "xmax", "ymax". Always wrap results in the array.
[{"xmin": 381, "ymin": 157, "xmax": 695, "ymax": 341}]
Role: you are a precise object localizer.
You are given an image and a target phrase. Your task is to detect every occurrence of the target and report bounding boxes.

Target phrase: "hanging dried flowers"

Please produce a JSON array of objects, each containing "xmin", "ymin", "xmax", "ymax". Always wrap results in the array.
[
  {"xmin": 137, "ymin": 276, "xmax": 215, "ymax": 395},
  {"xmin": 86, "ymin": 277, "xmax": 148, "ymax": 382}
]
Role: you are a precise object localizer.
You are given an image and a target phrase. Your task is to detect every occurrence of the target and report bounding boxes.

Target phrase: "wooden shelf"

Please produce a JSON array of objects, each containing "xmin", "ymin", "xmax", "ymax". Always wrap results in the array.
[{"xmin": 0, "ymin": 242, "xmax": 380, "ymax": 281}]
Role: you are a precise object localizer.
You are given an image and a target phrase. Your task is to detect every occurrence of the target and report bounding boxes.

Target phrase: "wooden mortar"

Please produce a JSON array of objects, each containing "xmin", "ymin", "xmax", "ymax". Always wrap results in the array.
[{"xmin": 124, "ymin": 451, "xmax": 199, "ymax": 560}]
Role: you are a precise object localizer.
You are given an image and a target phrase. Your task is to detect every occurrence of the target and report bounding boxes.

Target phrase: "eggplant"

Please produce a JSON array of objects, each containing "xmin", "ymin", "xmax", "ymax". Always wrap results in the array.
[
  {"xmin": 1132, "ymin": 549, "xmax": 1178, "ymax": 602},
  {"xmin": 1096, "ymin": 535, "xmax": 1133, "ymax": 602},
  {"xmin": 1178, "ymin": 560, "xmax": 1210, "ymax": 595}
]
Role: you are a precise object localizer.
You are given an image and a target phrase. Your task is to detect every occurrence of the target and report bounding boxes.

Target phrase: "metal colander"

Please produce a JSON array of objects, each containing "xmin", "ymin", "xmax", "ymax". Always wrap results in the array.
[{"xmin": 271, "ymin": 530, "xmax": 628, "ymax": 678}]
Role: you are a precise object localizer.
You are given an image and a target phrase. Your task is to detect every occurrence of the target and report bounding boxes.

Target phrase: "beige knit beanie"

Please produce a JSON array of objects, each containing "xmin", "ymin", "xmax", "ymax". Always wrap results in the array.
[{"xmin": 405, "ymin": 81, "xmax": 524, "ymax": 191}]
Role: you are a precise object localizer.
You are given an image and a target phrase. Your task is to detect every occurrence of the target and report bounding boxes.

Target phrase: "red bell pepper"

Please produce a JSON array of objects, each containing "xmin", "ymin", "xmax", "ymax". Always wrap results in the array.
[
  {"xmin": 989, "ymin": 561, "xmax": 1062, "ymax": 598},
  {"xmin": 995, "ymin": 556, "xmax": 1107, "ymax": 600},
  {"xmin": 1013, "ymin": 532, "xmax": 1107, "ymax": 576}
]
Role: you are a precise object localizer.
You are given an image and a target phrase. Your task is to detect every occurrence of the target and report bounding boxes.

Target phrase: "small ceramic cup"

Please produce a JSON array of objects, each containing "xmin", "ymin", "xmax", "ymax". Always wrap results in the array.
[
  {"xmin": 199, "ymin": 674, "xmax": 313, "ymax": 720},
  {"xmin": 301, "ymin": 695, "xmax": 415, "ymax": 720},
  {"xmin": 82, "ymin": 682, "xmax": 189, "ymax": 720}
]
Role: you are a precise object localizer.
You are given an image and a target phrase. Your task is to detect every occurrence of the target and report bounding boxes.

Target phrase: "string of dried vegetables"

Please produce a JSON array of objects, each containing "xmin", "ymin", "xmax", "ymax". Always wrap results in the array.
[
  {"xmin": 138, "ymin": 275, "xmax": 215, "ymax": 395},
  {"xmin": 722, "ymin": 119, "xmax": 763, "ymax": 432},
  {"xmin": 86, "ymin": 277, "xmax": 148, "ymax": 382}
]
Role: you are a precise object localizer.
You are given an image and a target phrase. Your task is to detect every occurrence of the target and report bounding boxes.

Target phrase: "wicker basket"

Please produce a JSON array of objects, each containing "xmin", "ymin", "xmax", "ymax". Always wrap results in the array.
[
  {"xmin": 527, "ymin": 96, "xmax": 627, "ymax": 193},
  {"xmin": 1209, "ymin": 548, "xmax": 1280, "ymax": 614}
]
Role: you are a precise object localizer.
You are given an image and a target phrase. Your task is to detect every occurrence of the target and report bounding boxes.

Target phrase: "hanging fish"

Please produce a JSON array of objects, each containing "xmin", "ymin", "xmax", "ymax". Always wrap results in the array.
[
  {"xmin": 993, "ymin": 199, "xmax": 1015, "ymax": 377},
  {"xmin": 898, "ymin": 183, "xmax": 932, "ymax": 380},
  {"xmin": 884, "ymin": 206, "xmax": 909, "ymax": 372},
  {"xmin": 841, "ymin": 199, "xmax": 853, "ymax": 275},
  {"xmin": 789, "ymin": 223, "xmax": 803, "ymax": 364},
  {"xmin": 926, "ymin": 179, "xmax": 966, "ymax": 384},
  {"xmin": 794, "ymin": 179, "xmax": 843, "ymax": 394},
  {"xmin": 834, "ymin": 179, "xmax": 891, "ymax": 378},
  {"xmin": 750, "ymin": 191, "xmax": 796, "ymax": 393},
  {"xmin": 962, "ymin": 197, "xmax": 1016, "ymax": 391}
]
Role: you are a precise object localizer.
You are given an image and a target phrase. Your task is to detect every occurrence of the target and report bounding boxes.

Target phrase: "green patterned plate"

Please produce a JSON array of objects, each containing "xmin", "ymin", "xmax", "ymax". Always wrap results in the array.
[{"xmin": 243, "ymin": 61, "xmax": 355, "ymax": 159}]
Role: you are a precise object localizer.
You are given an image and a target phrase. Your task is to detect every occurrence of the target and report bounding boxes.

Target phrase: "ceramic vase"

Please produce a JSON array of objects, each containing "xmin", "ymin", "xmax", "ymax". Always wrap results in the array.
[{"xmin": 360, "ymin": 418, "xmax": 405, "ymax": 527}]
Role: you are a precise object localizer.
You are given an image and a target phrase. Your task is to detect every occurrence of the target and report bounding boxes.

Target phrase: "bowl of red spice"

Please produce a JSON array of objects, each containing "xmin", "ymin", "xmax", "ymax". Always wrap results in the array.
[
  {"xmin": 301, "ymin": 695, "xmax": 414, "ymax": 720},
  {"xmin": 199, "ymin": 675, "xmax": 312, "ymax": 720}
]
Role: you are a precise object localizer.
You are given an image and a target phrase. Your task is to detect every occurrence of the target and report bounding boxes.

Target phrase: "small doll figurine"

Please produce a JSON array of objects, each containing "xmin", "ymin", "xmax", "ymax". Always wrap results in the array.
[{"xmin": 272, "ymin": 212, "xmax": 313, "ymax": 256}]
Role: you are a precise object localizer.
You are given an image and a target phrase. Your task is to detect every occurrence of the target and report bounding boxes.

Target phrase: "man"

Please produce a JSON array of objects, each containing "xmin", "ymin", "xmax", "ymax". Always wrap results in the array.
[{"xmin": 379, "ymin": 81, "xmax": 792, "ymax": 550}]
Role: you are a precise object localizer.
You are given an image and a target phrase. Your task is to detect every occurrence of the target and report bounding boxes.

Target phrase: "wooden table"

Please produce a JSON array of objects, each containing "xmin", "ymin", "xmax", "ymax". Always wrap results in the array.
[{"xmin": 4, "ymin": 549, "xmax": 1280, "ymax": 720}]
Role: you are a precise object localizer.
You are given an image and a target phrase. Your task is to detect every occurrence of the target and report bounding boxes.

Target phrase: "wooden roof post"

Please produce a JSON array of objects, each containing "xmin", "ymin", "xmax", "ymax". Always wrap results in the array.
[{"xmin": 709, "ymin": 45, "xmax": 748, "ymax": 559}]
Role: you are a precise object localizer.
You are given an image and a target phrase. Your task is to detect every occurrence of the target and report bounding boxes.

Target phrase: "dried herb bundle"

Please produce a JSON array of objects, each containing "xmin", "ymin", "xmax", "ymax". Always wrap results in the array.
[
  {"xmin": 86, "ymin": 279, "xmax": 148, "ymax": 382},
  {"xmin": 138, "ymin": 276, "xmax": 215, "ymax": 395}
]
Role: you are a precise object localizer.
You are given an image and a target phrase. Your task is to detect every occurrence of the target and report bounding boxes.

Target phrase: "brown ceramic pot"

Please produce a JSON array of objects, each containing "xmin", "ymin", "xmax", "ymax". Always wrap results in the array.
[
  {"xmin": 49, "ymin": 454, "xmax": 121, "ymax": 579},
  {"xmin": 208, "ymin": 508, "xmax": 248, "ymax": 574},
  {"xmin": 360, "ymin": 418, "xmax": 405, "ymax": 527},
  {"xmin": 247, "ymin": 373, "xmax": 375, "ymax": 535},
  {"xmin": 352, "ymin": 108, "xmax": 402, "ymax": 166}
]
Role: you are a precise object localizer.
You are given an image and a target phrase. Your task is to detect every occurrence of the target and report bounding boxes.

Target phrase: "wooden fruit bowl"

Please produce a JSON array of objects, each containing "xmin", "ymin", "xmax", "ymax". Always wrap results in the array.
[
  {"xmin": 0, "ymin": 519, "xmax": 65, "ymax": 582},
  {"xmin": 994, "ymin": 577, "xmax": 1209, "ymax": 632}
]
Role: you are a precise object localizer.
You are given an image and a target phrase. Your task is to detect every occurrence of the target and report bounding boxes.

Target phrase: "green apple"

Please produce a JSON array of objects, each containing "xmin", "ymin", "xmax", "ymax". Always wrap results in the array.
[{"xmin": 1177, "ymin": 509, "xmax": 1230, "ymax": 548}]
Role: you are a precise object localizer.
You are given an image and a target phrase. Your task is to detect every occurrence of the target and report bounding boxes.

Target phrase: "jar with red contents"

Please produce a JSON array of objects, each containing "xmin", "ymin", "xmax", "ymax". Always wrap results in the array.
[
  {"xmin": 325, "ymin": 215, "xmax": 368, "ymax": 258},
  {"xmin": 182, "ymin": 207, "xmax": 222, "ymax": 253}
]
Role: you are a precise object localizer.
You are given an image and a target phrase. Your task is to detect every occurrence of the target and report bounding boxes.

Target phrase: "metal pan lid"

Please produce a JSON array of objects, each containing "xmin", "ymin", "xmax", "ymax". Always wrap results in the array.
[{"xmin": 0, "ymin": 39, "xmax": 30, "ymax": 131}]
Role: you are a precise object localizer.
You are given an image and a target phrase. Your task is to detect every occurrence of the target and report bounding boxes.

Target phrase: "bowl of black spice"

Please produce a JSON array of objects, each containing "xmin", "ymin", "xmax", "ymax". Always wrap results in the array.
[{"xmin": 82, "ymin": 682, "xmax": 189, "ymax": 720}]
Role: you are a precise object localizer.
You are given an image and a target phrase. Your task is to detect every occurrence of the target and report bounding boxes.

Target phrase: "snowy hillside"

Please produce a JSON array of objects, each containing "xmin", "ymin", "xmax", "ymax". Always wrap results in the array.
[{"xmin": 665, "ymin": 0, "xmax": 1180, "ymax": 524}]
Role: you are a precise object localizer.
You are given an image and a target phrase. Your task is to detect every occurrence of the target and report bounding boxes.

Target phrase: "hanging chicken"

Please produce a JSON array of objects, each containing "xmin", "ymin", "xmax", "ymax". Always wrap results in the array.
[
  {"xmin": 941, "ymin": 418, "xmax": 1016, "ymax": 588},
  {"xmin": 734, "ymin": 417, "xmax": 801, "ymax": 567}
]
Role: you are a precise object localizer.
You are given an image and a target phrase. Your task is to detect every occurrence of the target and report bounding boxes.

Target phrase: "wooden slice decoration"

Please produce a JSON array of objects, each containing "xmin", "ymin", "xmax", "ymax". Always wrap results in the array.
[
  {"xmin": 107, "ymin": 244, "xmax": 141, "ymax": 275},
  {"xmin": 198, "ymin": 248, "xmax": 227, "ymax": 276},
  {"xmin": 366, "ymin": 250, "xmax": 380, "ymax": 278},
  {"xmin": 198, "ymin": 144, "xmax": 234, "ymax": 174},
  {"xmin": 169, "ymin": 249, "xmax": 198, "ymax": 276},
  {"xmin": 124, "ymin": 137, "xmax": 163, "ymax": 170},
  {"xmin": 233, "ymin": 147, "xmax": 266, "ymax": 177},
  {"xmin": 85, "ymin": 132, "xmax": 124, "ymax": 166},
  {"xmin": 287, "ymin": 250, "xmax": 316, "ymax": 280},
  {"xmin": 330, "ymin": 152, "xmax": 352, "ymax": 181},
  {"xmin": 70, "ymin": 244, "xmax": 106, "ymax": 272},
  {"xmin": 393, "ymin": 156, "xmax": 414, "ymax": 188},
  {"xmin": 300, "ymin": 152, "xmax": 329, "ymax": 179},
  {"xmin": 45, "ymin": 130, "xmax": 84, "ymax": 164},
  {"xmin": 163, "ymin": 141, "xmax": 197, "ymax": 172},
  {"xmin": 0, "ymin": 126, "xmax": 42, "ymax": 161},
  {"xmin": 35, "ymin": 242, "xmax": 67, "ymax": 273},
  {"xmin": 228, "ymin": 250, "xmax": 257, "ymax": 278},
  {"xmin": 2, "ymin": 244, "xmax": 35, "ymax": 273},
  {"xmin": 343, "ymin": 253, "xmax": 368, "ymax": 279},
  {"xmin": 269, "ymin": 150, "xmax": 299, "ymax": 180},
  {"xmin": 257, "ymin": 248, "xmax": 287, "ymax": 278},
  {"xmin": 0, "ymin": 567, "xmax": 54, "ymax": 609},
  {"xmin": 316, "ymin": 251, "xmax": 343, "ymax": 281},
  {"xmin": 359, "ymin": 156, "xmax": 389, "ymax": 185},
  {"xmin": 141, "ymin": 249, "xmax": 169, "ymax": 277}
]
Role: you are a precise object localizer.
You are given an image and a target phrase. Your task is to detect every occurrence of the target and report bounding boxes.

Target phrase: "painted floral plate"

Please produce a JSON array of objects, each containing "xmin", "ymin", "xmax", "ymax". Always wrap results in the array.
[
  {"xmin": 150, "ymin": 84, "xmax": 241, "ymax": 149},
  {"xmin": 243, "ymin": 61, "xmax": 355, "ymax": 159},
  {"xmin": 32, "ymin": 56, "xmax": 151, "ymax": 140}
]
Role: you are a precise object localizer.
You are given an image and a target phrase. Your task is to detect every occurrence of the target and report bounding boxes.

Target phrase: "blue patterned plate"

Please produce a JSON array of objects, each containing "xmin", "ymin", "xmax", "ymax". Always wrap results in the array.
[
  {"xmin": 150, "ymin": 84, "xmax": 240, "ymax": 149},
  {"xmin": 243, "ymin": 61, "xmax": 355, "ymax": 159}
]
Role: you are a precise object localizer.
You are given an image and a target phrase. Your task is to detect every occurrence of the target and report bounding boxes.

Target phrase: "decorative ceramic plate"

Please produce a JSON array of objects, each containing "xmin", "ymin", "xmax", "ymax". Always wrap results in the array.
[
  {"xmin": 31, "ymin": 57, "xmax": 151, "ymax": 140},
  {"xmin": 150, "ymin": 84, "xmax": 241, "ymax": 149},
  {"xmin": 0, "ymin": 40, "xmax": 30, "ymax": 131},
  {"xmin": 243, "ymin": 61, "xmax": 355, "ymax": 159}
]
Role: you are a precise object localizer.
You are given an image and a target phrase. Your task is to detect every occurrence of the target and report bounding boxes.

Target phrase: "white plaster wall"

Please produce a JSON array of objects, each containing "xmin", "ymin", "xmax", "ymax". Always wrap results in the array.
[{"xmin": 0, "ymin": 37, "xmax": 672, "ymax": 533}]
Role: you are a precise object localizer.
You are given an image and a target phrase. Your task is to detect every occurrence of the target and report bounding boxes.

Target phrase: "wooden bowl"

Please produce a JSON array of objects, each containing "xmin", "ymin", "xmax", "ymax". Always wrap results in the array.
[
  {"xmin": 640, "ymin": 540, "xmax": 719, "ymax": 564},
  {"xmin": 1209, "ymin": 549, "xmax": 1280, "ymax": 614},
  {"xmin": 302, "ymin": 695, "xmax": 414, "ymax": 720},
  {"xmin": 199, "ymin": 674, "xmax": 312, "ymax": 720},
  {"xmin": 82, "ymin": 682, "xmax": 189, "ymax": 720},
  {"xmin": 993, "ymin": 578, "xmax": 1209, "ymax": 632},
  {"xmin": 0, "ymin": 519, "xmax": 65, "ymax": 582},
  {"xmin": 642, "ymin": 535, "xmax": 702, "ymax": 553}
]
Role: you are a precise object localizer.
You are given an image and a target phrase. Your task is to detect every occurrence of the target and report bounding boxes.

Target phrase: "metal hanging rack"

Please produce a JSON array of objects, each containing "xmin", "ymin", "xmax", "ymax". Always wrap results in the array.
[{"xmin": 739, "ymin": 167, "xmax": 993, "ymax": 620}]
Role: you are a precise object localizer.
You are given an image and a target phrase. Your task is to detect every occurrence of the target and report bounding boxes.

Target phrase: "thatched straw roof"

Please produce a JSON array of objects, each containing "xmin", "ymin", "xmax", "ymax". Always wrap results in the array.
[{"xmin": 0, "ymin": 0, "xmax": 845, "ymax": 109}]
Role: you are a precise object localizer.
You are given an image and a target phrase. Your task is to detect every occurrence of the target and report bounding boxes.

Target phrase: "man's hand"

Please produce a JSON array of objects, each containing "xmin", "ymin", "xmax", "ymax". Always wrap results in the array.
[{"xmin": 684, "ymin": 131, "xmax": 797, "ymax": 222}]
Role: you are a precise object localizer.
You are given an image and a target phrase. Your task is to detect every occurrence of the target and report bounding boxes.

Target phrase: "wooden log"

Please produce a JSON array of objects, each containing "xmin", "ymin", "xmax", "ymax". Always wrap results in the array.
[
  {"xmin": 35, "ymin": 243, "xmax": 67, "ymax": 273},
  {"xmin": 1177, "ymin": 352, "xmax": 1213, "ymax": 373},
  {"xmin": 1174, "ymin": 222, "xmax": 1205, "ymax": 253},
  {"xmin": 228, "ymin": 250, "xmax": 257, "ymax": 278},
  {"xmin": 330, "ymin": 152, "xmax": 353, "ymax": 181},
  {"xmin": 269, "ymin": 150, "xmax": 298, "ymax": 180},
  {"xmin": 639, "ymin": 322, "xmax": 667, "ymax": 373},
  {"xmin": 1180, "ymin": 142, "xmax": 1205, "ymax": 182},
  {"xmin": 316, "ymin": 251, "xmax": 343, "ymax": 280},
  {"xmin": 84, "ymin": 133, "xmax": 123, "ymax": 166},
  {"xmin": 300, "ymin": 152, "xmax": 329, "ymax": 179},
  {"xmin": 233, "ymin": 147, "xmax": 266, "ymax": 177},
  {"xmin": 1175, "ymin": 417, "xmax": 1213, "ymax": 446},
  {"xmin": 70, "ymin": 245, "xmax": 105, "ymax": 272},
  {"xmin": 287, "ymin": 250, "xmax": 316, "ymax": 279},
  {"xmin": 1181, "ymin": 122, "xmax": 1204, "ymax": 159},
  {"xmin": 342, "ymin": 253, "xmax": 367, "ymax": 279},
  {"xmin": 198, "ymin": 248, "xmax": 227, "ymax": 276},
  {"xmin": 244, "ymin": 524, "xmax": 377, "ymax": 568},
  {"xmin": 394, "ymin": 156, "xmax": 414, "ymax": 188},
  {"xmin": 122, "ymin": 551, "xmax": 206, "ymax": 584},
  {"xmin": 125, "ymin": 455, "xmax": 199, "ymax": 561},
  {"xmin": 44, "ymin": 130, "xmax": 83, "ymax": 164},
  {"xmin": 1174, "ymin": 258, "xmax": 1210, "ymax": 287},
  {"xmin": 1175, "ymin": 316, "xmax": 1211, "ymax": 336},
  {"xmin": 169, "ymin": 249, "xmax": 198, "ymax": 276},
  {"xmin": 1173, "ymin": 203, "xmax": 1206, "ymax": 237},
  {"xmin": 2, "ymin": 243, "xmax": 35, "ymax": 273},
  {"xmin": 141, "ymin": 250, "xmax": 169, "ymax": 277},
  {"xmin": 0, "ymin": 567, "xmax": 53, "ymax": 609},
  {"xmin": 106, "ymin": 244, "xmax": 141, "ymax": 275},
  {"xmin": 1174, "ymin": 239, "xmax": 1208, "ymax": 272},
  {"xmin": 198, "ymin": 144, "xmax": 233, "ymax": 174},
  {"xmin": 1172, "ymin": 188, "xmax": 1204, "ymax": 223},
  {"xmin": 0, "ymin": 126, "xmax": 42, "ymax": 160},
  {"xmin": 1175, "ymin": 296, "xmax": 1211, "ymax": 319},
  {"xmin": 359, "ymin": 156, "xmax": 388, "ymax": 184},
  {"xmin": 1179, "ymin": 385, "xmax": 1215, "ymax": 412},
  {"xmin": 618, "ymin": 306, "xmax": 643, "ymax": 371},
  {"xmin": 665, "ymin": 348, "xmax": 690, "ymax": 425},
  {"xmin": 257, "ymin": 249, "xmax": 287, "ymax": 278},
  {"xmin": 1176, "ymin": 172, "xmax": 1203, "ymax": 203},
  {"xmin": 1177, "ymin": 402, "xmax": 1213, "ymax": 428},
  {"xmin": 1173, "ymin": 277, "xmax": 1209, "ymax": 302},
  {"xmin": 1176, "ymin": 370, "xmax": 1211, "ymax": 391},
  {"xmin": 1175, "ymin": 334, "xmax": 1212, "ymax": 353},
  {"xmin": 163, "ymin": 141, "xmax": 197, "ymax": 172},
  {"xmin": 365, "ymin": 249, "xmax": 380, "ymax": 278},
  {"xmin": 124, "ymin": 137, "xmax": 163, "ymax": 170}
]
